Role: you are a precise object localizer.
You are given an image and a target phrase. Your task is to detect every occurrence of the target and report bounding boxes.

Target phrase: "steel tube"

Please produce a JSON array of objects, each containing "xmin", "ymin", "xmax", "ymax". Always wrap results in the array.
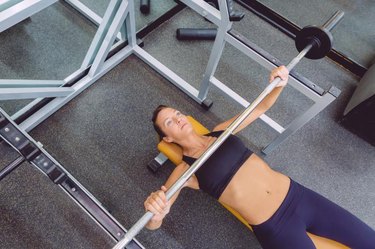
[
  {"xmin": 0, "ymin": 156, "xmax": 25, "ymax": 181},
  {"xmin": 322, "ymin": 11, "xmax": 344, "ymax": 31}
]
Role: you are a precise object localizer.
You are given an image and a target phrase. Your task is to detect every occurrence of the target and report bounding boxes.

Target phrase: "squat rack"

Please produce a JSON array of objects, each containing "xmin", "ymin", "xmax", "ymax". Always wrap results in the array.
[
  {"xmin": 1, "ymin": 0, "xmax": 340, "ymax": 151},
  {"xmin": 0, "ymin": 0, "xmax": 341, "ymax": 247}
]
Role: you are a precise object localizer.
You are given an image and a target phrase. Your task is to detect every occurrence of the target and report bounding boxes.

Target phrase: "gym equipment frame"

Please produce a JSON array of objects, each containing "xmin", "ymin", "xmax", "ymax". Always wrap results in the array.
[
  {"xmin": 0, "ymin": 108, "xmax": 144, "ymax": 249},
  {"xmin": 1, "ymin": 0, "xmax": 341, "ymax": 151},
  {"xmin": 0, "ymin": 0, "xmax": 57, "ymax": 33},
  {"xmin": 172, "ymin": 0, "xmax": 341, "ymax": 154},
  {"xmin": 0, "ymin": 0, "xmax": 341, "ymax": 247}
]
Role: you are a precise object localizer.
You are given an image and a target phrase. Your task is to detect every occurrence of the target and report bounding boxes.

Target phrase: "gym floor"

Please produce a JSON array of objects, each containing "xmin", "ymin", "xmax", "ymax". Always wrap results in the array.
[{"xmin": 0, "ymin": 1, "xmax": 374, "ymax": 249}]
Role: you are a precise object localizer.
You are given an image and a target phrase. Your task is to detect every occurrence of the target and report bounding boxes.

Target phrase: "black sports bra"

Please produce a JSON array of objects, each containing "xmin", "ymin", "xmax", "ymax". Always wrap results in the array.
[{"xmin": 182, "ymin": 130, "xmax": 253, "ymax": 199}]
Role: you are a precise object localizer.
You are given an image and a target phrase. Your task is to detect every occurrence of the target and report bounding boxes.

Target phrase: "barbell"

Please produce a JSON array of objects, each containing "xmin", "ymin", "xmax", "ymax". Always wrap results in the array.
[{"xmin": 113, "ymin": 10, "xmax": 344, "ymax": 249}]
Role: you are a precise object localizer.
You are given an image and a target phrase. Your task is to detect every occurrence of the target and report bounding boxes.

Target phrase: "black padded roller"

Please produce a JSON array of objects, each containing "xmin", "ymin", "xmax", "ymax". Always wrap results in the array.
[
  {"xmin": 226, "ymin": 0, "xmax": 245, "ymax": 21},
  {"xmin": 206, "ymin": 0, "xmax": 218, "ymax": 9},
  {"xmin": 140, "ymin": 0, "xmax": 150, "ymax": 14},
  {"xmin": 176, "ymin": 28, "xmax": 217, "ymax": 41}
]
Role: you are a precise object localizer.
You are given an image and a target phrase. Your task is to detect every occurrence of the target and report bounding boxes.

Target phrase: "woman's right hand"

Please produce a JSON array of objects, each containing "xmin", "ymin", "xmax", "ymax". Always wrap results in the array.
[
  {"xmin": 269, "ymin": 65, "xmax": 289, "ymax": 87},
  {"xmin": 144, "ymin": 186, "xmax": 170, "ymax": 222}
]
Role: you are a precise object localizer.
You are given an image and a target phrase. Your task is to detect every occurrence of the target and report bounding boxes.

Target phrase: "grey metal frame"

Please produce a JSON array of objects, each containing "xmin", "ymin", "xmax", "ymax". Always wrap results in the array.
[
  {"xmin": 0, "ymin": 0, "xmax": 140, "ymax": 247},
  {"xmin": 64, "ymin": 0, "xmax": 125, "ymax": 41},
  {"xmin": 0, "ymin": 0, "xmax": 23, "ymax": 12},
  {"xmin": 0, "ymin": 107, "xmax": 144, "ymax": 249},
  {"xmin": 138, "ymin": 0, "xmax": 341, "ymax": 157},
  {"xmin": 178, "ymin": 0, "xmax": 341, "ymax": 154},
  {"xmin": 1, "ymin": 1, "xmax": 340, "ymax": 152},
  {"xmin": 0, "ymin": 0, "xmax": 58, "ymax": 33},
  {"xmin": 0, "ymin": 80, "xmax": 68, "ymax": 100}
]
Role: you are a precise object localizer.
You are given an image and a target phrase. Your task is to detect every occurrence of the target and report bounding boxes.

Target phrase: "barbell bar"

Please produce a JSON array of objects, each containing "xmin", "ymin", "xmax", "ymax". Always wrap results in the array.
[{"xmin": 113, "ymin": 10, "xmax": 344, "ymax": 249}]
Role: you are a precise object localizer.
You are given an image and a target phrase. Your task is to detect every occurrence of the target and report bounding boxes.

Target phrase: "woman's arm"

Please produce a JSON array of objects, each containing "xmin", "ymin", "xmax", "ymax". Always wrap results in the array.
[
  {"xmin": 213, "ymin": 66, "xmax": 289, "ymax": 134},
  {"xmin": 144, "ymin": 162, "xmax": 199, "ymax": 230}
]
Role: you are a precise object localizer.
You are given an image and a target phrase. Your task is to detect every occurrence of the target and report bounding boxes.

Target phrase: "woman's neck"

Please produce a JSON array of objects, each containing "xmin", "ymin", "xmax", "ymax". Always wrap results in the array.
[{"xmin": 176, "ymin": 133, "xmax": 211, "ymax": 157}]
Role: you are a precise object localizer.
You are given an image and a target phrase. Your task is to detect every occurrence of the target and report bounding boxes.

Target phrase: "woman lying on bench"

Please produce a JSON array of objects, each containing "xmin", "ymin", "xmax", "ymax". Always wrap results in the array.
[{"xmin": 145, "ymin": 66, "xmax": 375, "ymax": 249}]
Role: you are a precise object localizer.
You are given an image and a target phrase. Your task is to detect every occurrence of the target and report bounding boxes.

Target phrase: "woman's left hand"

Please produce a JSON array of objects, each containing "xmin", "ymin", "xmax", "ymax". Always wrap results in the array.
[{"xmin": 269, "ymin": 66, "xmax": 289, "ymax": 87}]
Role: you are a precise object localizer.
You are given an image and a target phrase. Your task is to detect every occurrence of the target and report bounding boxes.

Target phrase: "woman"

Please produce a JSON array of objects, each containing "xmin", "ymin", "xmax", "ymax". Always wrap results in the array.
[{"xmin": 145, "ymin": 66, "xmax": 375, "ymax": 249}]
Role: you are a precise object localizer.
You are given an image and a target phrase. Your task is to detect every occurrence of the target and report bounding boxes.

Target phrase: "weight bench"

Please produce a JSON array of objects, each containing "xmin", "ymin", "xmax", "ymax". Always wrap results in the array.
[{"xmin": 150, "ymin": 116, "xmax": 349, "ymax": 249}]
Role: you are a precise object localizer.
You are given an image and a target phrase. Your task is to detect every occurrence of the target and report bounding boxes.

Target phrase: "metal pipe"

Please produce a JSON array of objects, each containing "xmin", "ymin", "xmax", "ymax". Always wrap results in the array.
[
  {"xmin": 0, "ymin": 156, "xmax": 25, "ymax": 181},
  {"xmin": 113, "ymin": 11, "xmax": 344, "ymax": 249},
  {"xmin": 322, "ymin": 10, "xmax": 344, "ymax": 31}
]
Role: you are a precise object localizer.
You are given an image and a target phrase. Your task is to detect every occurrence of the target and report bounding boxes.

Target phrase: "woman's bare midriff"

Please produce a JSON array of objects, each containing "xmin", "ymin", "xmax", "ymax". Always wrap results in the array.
[{"xmin": 218, "ymin": 153, "xmax": 291, "ymax": 226}]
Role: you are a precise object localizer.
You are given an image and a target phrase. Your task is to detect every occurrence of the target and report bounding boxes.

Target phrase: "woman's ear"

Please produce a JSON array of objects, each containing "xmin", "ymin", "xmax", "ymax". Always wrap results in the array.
[{"xmin": 163, "ymin": 136, "xmax": 173, "ymax": 143}]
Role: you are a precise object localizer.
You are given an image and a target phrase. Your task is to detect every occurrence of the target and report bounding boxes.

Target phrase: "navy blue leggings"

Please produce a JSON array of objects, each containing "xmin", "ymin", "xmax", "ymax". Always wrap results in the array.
[{"xmin": 252, "ymin": 179, "xmax": 375, "ymax": 249}]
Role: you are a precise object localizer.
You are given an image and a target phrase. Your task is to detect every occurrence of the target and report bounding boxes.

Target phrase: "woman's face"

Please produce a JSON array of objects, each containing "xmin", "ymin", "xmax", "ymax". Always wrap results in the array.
[{"xmin": 156, "ymin": 107, "xmax": 192, "ymax": 142}]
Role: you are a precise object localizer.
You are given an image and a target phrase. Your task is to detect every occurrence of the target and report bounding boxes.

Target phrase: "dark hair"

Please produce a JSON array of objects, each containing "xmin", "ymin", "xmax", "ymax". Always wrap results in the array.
[{"xmin": 152, "ymin": 105, "xmax": 168, "ymax": 140}]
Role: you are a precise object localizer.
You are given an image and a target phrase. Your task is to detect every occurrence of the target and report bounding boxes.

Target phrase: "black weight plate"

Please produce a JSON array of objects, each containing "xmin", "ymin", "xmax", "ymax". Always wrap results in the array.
[{"xmin": 295, "ymin": 26, "xmax": 333, "ymax": 59}]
